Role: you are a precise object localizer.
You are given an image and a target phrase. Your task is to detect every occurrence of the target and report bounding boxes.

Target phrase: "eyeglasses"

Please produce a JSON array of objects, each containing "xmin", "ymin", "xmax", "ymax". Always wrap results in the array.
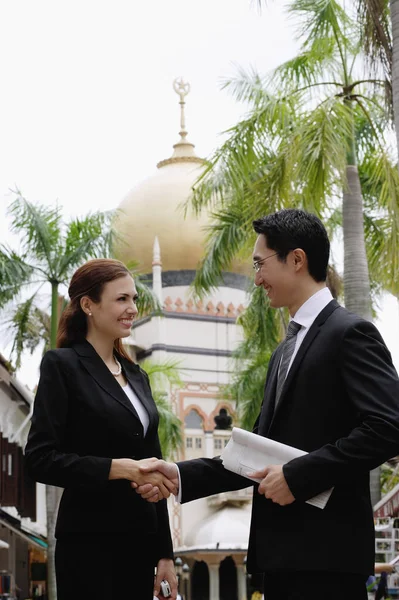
[{"xmin": 253, "ymin": 252, "xmax": 278, "ymax": 272}]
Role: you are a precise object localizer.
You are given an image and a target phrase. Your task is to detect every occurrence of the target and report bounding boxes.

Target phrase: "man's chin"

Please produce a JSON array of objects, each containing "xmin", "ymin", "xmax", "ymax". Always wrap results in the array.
[{"xmin": 268, "ymin": 298, "xmax": 283, "ymax": 309}]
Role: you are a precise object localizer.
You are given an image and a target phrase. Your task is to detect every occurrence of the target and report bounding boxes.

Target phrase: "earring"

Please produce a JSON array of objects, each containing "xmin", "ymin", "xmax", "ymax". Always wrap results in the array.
[{"xmin": 88, "ymin": 312, "xmax": 92, "ymax": 316}]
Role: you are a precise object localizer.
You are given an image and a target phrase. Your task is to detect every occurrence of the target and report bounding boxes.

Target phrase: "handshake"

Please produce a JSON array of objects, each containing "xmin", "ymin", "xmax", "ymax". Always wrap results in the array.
[{"xmin": 111, "ymin": 457, "xmax": 179, "ymax": 503}]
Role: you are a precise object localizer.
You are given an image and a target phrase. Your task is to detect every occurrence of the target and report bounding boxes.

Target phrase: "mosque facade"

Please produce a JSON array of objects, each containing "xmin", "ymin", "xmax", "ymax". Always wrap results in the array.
[{"xmin": 115, "ymin": 79, "xmax": 255, "ymax": 600}]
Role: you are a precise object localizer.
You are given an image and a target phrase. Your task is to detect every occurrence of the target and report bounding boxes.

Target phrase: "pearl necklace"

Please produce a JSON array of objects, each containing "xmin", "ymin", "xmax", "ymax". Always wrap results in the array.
[{"xmin": 110, "ymin": 357, "xmax": 122, "ymax": 377}]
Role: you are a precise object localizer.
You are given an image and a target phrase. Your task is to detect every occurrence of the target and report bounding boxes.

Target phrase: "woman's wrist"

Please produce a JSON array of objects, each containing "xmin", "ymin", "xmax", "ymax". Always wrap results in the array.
[{"xmin": 109, "ymin": 458, "xmax": 138, "ymax": 480}]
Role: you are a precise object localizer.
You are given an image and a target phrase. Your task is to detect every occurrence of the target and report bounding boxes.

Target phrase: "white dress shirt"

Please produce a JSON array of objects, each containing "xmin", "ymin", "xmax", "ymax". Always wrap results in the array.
[
  {"xmin": 176, "ymin": 286, "xmax": 334, "ymax": 502},
  {"xmin": 285, "ymin": 286, "xmax": 333, "ymax": 375},
  {"xmin": 122, "ymin": 383, "xmax": 150, "ymax": 436}
]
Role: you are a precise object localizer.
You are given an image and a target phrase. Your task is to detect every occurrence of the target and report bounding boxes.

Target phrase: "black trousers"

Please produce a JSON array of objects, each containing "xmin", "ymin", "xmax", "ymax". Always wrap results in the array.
[
  {"xmin": 55, "ymin": 534, "xmax": 155, "ymax": 600},
  {"xmin": 262, "ymin": 571, "xmax": 368, "ymax": 600}
]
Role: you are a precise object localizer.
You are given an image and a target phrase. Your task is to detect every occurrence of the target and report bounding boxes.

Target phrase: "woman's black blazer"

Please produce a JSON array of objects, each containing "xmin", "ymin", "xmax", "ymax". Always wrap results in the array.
[{"xmin": 24, "ymin": 340, "xmax": 173, "ymax": 561}]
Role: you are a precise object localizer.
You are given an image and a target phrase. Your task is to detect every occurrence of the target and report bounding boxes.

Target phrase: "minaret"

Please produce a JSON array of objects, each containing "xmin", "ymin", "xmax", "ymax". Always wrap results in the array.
[
  {"xmin": 152, "ymin": 236, "xmax": 163, "ymax": 303},
  {"xmin": 157, "ymin": 78, "xmax": 204, "ymax": 168}
]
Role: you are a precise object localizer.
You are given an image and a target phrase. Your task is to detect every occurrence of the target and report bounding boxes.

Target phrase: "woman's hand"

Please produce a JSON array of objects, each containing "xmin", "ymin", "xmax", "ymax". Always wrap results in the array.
[{"xmin": 154, "ymin": 558, "xmax": 178, "ymax": 599}]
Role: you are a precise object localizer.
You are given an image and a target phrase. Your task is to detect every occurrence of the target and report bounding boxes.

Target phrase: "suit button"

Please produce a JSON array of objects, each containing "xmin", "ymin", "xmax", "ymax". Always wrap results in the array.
[{"xmin": 133, "ymin": 433, "xmax": 140, "ymax": 437}]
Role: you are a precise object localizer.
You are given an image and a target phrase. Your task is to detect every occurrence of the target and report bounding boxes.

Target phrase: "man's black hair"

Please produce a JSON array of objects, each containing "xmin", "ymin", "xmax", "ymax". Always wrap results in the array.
[{"xmin": 253, "ymin": 209, "xmax": 330, "ymax": 282}]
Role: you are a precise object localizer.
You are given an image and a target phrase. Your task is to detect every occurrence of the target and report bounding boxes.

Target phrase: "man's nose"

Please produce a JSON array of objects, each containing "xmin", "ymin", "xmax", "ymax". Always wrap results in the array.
[{"xmin": 254, "ymin": 271, "xmax": 262, "ymax": 287}]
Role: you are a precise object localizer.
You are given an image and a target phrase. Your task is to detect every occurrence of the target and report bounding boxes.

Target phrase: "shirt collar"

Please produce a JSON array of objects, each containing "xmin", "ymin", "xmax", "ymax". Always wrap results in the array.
[{"xmin": 292, "ymin": 287, "xmax": 333, "ymax": 330}]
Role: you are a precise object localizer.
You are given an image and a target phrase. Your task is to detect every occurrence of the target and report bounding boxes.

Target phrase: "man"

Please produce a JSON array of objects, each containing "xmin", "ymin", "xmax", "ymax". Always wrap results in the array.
[{"xmin": 137, "ymin": 209, "xmax": 399, "ymax": 600}]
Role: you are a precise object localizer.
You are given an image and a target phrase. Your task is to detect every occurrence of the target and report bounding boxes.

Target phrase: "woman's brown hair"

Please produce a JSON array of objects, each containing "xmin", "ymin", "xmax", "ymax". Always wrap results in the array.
[{"xmin": 56, "ymin": 258, "xmax": 134, "ymax": 362}]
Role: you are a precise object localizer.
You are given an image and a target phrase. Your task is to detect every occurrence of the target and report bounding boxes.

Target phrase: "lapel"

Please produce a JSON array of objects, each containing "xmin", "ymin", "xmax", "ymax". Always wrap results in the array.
[
  {"xmin": 122, "ymin": 359, "xmax": 158, "ymax": 433},
  {"xmin": 72, "ymin": 341, "xmax": 149, "ymax": 428},
  {"xmin": 265, "ymin": 300, "xmax": 340, "ymax": 431}
]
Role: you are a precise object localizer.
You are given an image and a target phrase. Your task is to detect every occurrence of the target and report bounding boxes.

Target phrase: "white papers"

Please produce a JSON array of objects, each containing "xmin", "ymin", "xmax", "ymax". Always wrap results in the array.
[{"xmin": 221, "ymin": 427, "xmax": 333, "ymax": 509}]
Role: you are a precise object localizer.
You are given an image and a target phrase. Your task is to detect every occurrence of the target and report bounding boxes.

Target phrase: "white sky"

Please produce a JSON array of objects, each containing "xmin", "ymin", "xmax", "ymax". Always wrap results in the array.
[{"xmin": 0, "ymin": 0, "xmax": 398, "ymax": 388}]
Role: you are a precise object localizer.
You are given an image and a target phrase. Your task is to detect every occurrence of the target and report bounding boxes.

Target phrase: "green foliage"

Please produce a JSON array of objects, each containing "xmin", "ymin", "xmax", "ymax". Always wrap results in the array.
[
  {"xmin": 380, "ymin": 462, "xmax": 399, "ymax": 496},
  {"xmin": 225, "ymin": 285, "xmax": 284, "ymax": 430},
  {"xmin": 139, "ymin": 359, "xmax": 184, "ymax": 459},
  {"xmin": 7, "ymin": 297, "xmax": 50, "ymax": 369}
]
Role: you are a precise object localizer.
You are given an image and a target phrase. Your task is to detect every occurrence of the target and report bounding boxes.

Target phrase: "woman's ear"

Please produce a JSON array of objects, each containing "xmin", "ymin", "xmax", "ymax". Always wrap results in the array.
[{"xmin": 80, "ymin": 296, "xmax": 92, "ymax": 317}]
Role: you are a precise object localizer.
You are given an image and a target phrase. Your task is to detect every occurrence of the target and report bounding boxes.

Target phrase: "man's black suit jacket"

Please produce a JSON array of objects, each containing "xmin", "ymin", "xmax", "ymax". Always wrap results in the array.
[
  {"xmin": 24, "ymin": 340, "xmax": 173, "ymax": 562},
  {"xmin": 178, "ymin": 301, "xmax": 399, "ymax": 576}
]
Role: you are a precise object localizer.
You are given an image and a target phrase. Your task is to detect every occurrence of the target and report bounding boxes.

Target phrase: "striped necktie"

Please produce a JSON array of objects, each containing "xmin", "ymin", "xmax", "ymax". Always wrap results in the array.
[{"xmin": 275, "ymin": 320, "xmax": 302, "ymax": 406}]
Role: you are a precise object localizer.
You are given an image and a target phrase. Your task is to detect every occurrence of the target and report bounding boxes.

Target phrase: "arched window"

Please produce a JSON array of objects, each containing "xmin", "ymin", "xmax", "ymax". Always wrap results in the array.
[
  {"xmin": 191, "ymin": 560, "xmax": 209, "ymax": 600},
  {"xmin": 184, "ymin": 409, "xmax": 204, "ymax": 458},
  {"xmin": 219, "ymin": 556, "xmax": 238, "ymax": 600},
  {"xmin": 185, "ymin": 409, "xmax": 203, "ymax": 429}
]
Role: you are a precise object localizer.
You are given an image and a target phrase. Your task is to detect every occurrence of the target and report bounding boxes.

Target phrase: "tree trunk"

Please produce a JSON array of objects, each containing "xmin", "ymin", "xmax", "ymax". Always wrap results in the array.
[
  {"xmin": 343, "ymin": 163, "xmax": 380, "ymax": 507},
  {"xmin": 45, "ymin": 485, "xmax": 61, "ymax": 600},
  {"xmin": 391, "ymin": 0, "xmax": 399, "ymax": 159},
  {"xmin": 46, "ymin": 282, "xmax": 61, "ymax": 600},
  {"xmin": 343, "ymin": 165, "xmax": 373, "ymax": 321}
]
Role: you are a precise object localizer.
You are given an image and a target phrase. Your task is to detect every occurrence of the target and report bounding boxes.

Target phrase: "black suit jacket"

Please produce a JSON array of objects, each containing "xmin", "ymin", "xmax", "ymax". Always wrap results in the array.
[
  {"xmin": 24, "ymin": 340, "xmax": 173, "ymax": 562},
  {"xmin": 178, "ymin": 301, "xmax": 399, "ymax": 576}
]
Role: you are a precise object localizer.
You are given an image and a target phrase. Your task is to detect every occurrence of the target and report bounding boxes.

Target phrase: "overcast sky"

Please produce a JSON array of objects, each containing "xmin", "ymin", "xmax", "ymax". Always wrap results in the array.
[{"xmin": 1, "ymin": 0, "xmax": 398, "ymax": 388}]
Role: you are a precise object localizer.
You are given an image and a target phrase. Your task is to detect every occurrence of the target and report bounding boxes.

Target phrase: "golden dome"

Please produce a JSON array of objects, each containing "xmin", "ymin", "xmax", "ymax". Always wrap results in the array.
[
  {"xmin": 114, "ymin": 79, "xmax": 249, "ymax": 279},
  {"xmin": 115, "ymin": 157, "xmax": 208, "ymax": 273}
]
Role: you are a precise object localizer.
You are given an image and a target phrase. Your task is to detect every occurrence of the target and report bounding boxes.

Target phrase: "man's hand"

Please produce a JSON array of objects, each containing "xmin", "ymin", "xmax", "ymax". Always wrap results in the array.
[
  {"xmin": 250, "ymin": 464, "xmax": 295, "ymax": 506},
  {"xmin": 132, "ymin": 460, "xmax": 179, "ymax": 503},
  {"xmin": 154, "ymin": 558, "xmax": 178, "ymax": 599},
  {"xmin": 127, "ymin": 458, "xmax": 176, "ymax": 500}
]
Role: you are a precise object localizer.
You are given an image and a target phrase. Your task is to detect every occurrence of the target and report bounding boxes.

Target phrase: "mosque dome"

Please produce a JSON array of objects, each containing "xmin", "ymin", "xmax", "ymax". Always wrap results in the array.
[
  {"xmin": 114, "ymin": 78, "xmax": 209, "ymax": 274},
  {"xmin": 184, "ymin": 505, "xmax": 251, "ymax": 550},
  {"xmin": 114, "ymin": 79, "xmax": 249, "ymax": 278}
]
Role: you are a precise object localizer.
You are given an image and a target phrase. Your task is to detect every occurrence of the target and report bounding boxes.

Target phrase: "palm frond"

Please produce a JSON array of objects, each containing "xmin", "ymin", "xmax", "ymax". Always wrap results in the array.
[
  {"xmin": 192, "ymin": 205, "xmax": 251, "ymax": 296},
  {"xmin": 221, "ymin": 65, "xmax": 269, "ymax": 106},
  {"xmin": 139, "ymin": 358, "xmax": 182, "ymax": 389},
  {"xmin": 152, "ymin": 392, "xmax": 183, "ymax": 460},
  {"xmin": 139, "ymin": 358, "xmax": 183, "ymax": 459},
  {"xmin": 186, "ymin": 90, "xmax": 296, "ymax": 218},
  {"xmin": 360, "ymin": 149, "xmax": 399, "ymax": 295},
  {"xmin": 236, "ymin": 284, "xmax": 283, "ymax": 356},
  {"xmin": 272, "ymin": 36, "xmax": 341, "ymax": 93},
  {"xmin": 8, "ymin": 192, "xmax": 61, "ymax": 275},
  {"xmin": 5, "ymin": 295, "xmax": 49, "ymax": 369},
  {"xmin": 290, "ymin": 0, "xmax": 355, "ymax": 50},
  {"xmin": 356, "ymin": 0, "xmax": 392, "ymax": 94},
  {"xmin": 295, "ymin": 97, "xmax": 352, "ymax": 211},
  {"xmin": 58, "ymin": 211, "xmax": 118, "ymax": 279},
  {"xmin": 0, "ymin": 247, "xmax": 35, "ymax": 308},
  {"xmin": 226, "ymin": 351, "xmax": 271, "ymax": 432}
]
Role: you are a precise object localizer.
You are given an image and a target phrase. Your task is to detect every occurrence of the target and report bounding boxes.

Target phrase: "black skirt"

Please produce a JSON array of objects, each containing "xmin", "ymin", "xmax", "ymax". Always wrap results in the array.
[{"xmin": 55, "ymin": 533, "xmax": 156, "ymax": 600}]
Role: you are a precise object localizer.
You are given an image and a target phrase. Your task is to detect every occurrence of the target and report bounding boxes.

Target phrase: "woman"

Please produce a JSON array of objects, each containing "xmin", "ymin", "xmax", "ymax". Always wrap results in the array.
[{"xmin": 24, "ymin": 258, "xmax": 177, "ymax": 600}]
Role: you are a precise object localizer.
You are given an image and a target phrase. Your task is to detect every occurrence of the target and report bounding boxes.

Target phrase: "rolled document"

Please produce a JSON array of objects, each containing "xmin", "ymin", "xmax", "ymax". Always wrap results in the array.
[{"xmin": 221, "ymin": 427, "xmax": 333, "ymax": 509}]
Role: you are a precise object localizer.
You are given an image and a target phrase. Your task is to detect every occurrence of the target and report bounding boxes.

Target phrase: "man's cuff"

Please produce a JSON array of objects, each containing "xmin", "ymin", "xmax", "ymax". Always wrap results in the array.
[{"xmin": 175, "ymin": 465, "xmax": 182, "ymax": 503}]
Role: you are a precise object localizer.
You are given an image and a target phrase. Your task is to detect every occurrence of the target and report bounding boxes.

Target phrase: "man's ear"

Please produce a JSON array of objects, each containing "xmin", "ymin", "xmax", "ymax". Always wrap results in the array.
[{"xmin": 292, "ymin": 248, "xmax": 306, "ymax": 271}]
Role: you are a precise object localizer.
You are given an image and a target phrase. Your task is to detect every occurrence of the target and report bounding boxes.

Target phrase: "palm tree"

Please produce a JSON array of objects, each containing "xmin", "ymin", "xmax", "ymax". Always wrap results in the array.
[
  {"xmin": 0, "ymin": 191, "xmax": 162, "ymax": 600},
  {"xmin": 187, "ymin": 1, "xmax": 399, "ymax": 505}
]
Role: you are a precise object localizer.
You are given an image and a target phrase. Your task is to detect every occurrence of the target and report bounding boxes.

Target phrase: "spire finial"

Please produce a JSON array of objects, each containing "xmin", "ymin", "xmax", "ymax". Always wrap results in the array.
[
  {"xmin": 156, "ymin": 78, "xmax": 204, "ymax": 169},
  {"xmin": 173, "ymin": 77, "xmax": 190, "ymax": 143}
]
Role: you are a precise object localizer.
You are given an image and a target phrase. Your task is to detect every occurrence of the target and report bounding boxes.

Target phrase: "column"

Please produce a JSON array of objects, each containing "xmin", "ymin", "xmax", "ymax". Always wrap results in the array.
[
  {"xmin": 237, "ymin": 564, "xmax": 247, "ymax": 600},
  {"xmin": 204, "ymin": 431, "xmax": 213, "ymax": 457},
  {"xmin": 208, "ymin": 564, "xmax": 219, "ymax": 600}
]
